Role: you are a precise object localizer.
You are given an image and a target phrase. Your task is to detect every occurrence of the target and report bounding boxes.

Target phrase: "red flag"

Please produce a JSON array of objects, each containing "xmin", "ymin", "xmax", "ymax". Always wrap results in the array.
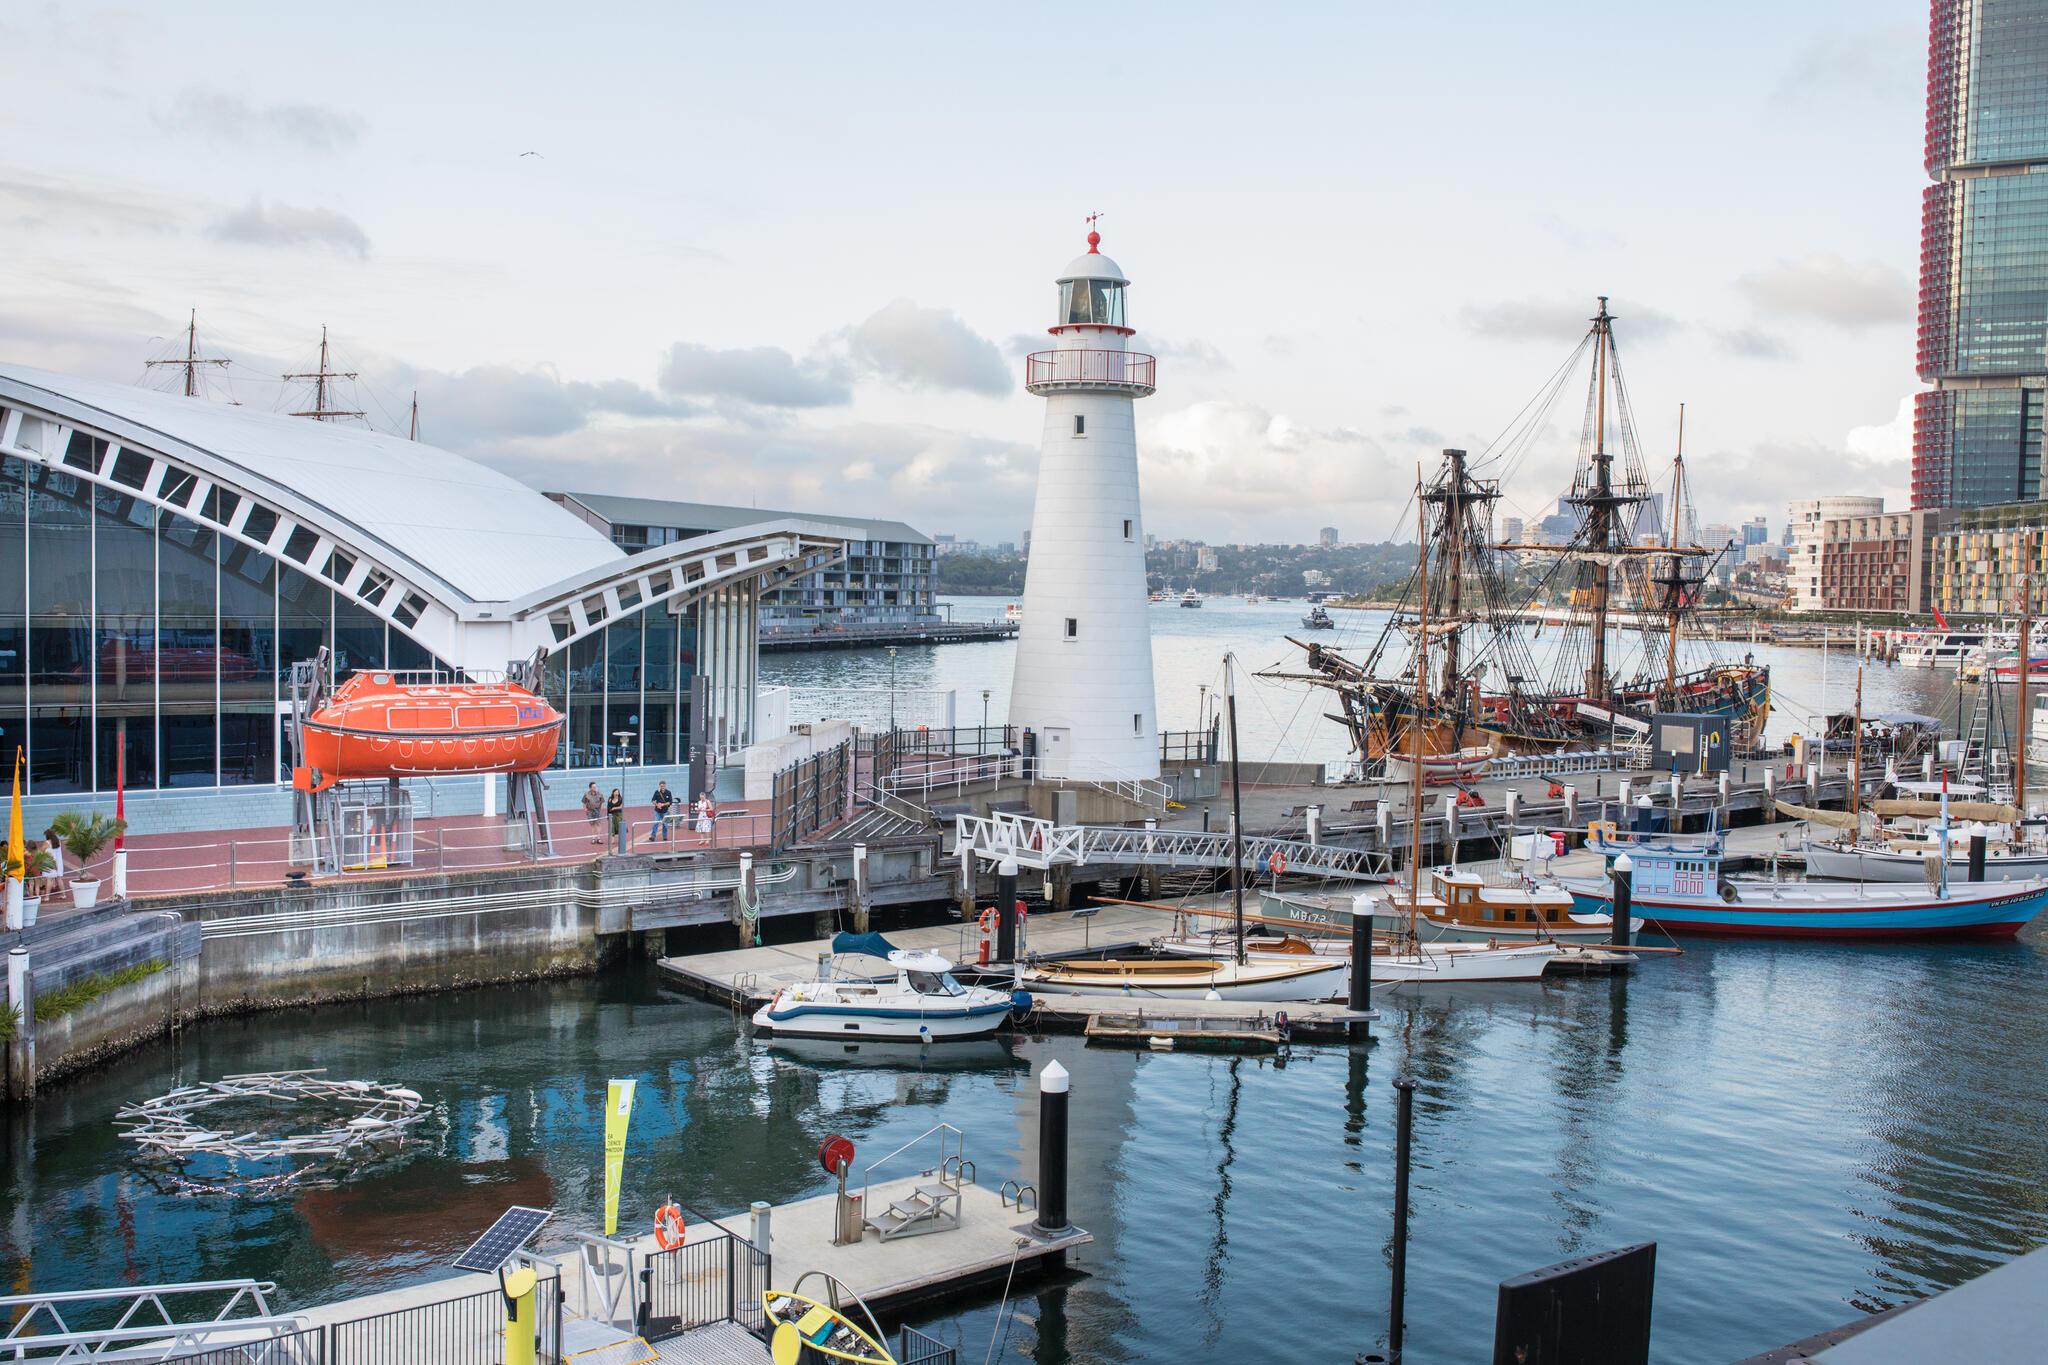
[{"xmin": 1932, "ymin": 606, "xmax": 1951, "ymax": 631}]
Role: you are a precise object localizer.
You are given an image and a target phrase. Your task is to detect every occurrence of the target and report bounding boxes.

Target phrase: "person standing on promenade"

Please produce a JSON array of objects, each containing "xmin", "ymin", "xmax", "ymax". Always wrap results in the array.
[
  {"xmin": 581, "ymin": 783, "xmax": 603, "ymax": 845},
  {"xmin": 606, "ymin": 787, "xmax": 625, "ymax": 853},
  {"xmin": 650, "ymin": 781, "xmax": 675, "ymax": 841}
]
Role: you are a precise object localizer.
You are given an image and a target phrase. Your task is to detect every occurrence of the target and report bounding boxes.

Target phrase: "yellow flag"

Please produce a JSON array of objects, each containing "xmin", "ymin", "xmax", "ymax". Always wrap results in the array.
[
  {"xmin": 602, "ymin": 1079, "xmax": 636, "ymax": 1237},
  {"xmin": 5, "ymin": 746, "xmax": 22, "ymax": 880}
]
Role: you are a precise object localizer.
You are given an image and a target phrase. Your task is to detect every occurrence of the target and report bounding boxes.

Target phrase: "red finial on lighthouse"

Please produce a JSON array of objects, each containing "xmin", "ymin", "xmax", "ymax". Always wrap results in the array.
[{"xmin": 1085, "ymin": 211, "xmax": 1102, "ymax": 253}]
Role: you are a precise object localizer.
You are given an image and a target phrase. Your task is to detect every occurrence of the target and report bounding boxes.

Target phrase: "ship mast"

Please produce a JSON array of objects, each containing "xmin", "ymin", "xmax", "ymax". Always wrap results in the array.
[
  {"xmin": 1407, "ymin": 469, "xmax": 1429, "ymax": 938},
  {"xmin": 284, "ymin": 326, "xmax": 366, "ymax": 422},
  {"xmin": 2020, "ymin": 530, "xmax": 2033, "ymax": 814},
  {"xmin": 1584, "ymin": 297, "xmax": 1616, "ymax": 703},
  {"xmin": 1663, "ymin": 405, "xmax": 1688, "ymax": 706},
  {"xmin": 144, "ymin": 310, "xmax": 229, "ymax": 397}
]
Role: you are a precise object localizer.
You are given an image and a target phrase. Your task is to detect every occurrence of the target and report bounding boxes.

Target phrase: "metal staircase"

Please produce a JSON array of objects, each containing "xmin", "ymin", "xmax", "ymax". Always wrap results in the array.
[{"xmin": 861, "ymin": 1125, "xmax": 972, "ymax": 1241}]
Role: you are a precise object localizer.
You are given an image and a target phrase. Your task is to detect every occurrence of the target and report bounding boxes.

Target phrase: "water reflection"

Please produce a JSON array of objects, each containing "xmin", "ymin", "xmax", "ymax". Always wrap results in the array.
[{"xmin": 3, "ymin": 943, "xmax": 2047, "ymax": 1363}]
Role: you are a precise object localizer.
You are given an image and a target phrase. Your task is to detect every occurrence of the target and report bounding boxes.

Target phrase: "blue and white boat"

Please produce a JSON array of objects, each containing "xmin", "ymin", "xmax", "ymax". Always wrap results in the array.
[
  {"xmin": 750, "ymin": 933, "xmax": 1026, "ymax": 1041},
  {"xmin": 1561, "ymin": 831, "xmax": 2048, "ymax": 940}
]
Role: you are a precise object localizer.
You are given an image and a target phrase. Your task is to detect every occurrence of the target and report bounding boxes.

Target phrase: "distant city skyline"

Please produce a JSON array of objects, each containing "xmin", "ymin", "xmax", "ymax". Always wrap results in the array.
[{"xmin": 0, "ymin": 2, "xmax": 1927, "ymax": 544}]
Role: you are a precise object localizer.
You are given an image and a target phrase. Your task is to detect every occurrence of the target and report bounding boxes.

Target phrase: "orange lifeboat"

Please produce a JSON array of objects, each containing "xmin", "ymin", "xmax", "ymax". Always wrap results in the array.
[{"xmin": 299, "ymin": 671, "xmax": 564, "ymax": 784}]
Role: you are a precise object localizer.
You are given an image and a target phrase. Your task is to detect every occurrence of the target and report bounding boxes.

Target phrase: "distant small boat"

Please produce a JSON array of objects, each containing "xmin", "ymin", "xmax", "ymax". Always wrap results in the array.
[
  {"xmin": 1179, "ymin": 589, "xmax": 1203, "ymax": 608},
  {"xmin": 1020, "ymin": 955, "xmax": 1343, "ymax": 1001},
  {"xmin": 1409, "ymin": 868, "xmax": 1636, "ymax": 944},
  {"xmin": 1301, "ymin": 606, "xmax": 1335, "ymax": 630}
]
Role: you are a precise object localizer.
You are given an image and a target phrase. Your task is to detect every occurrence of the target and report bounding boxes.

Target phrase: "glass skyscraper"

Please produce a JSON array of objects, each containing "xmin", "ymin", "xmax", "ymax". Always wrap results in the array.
[{"xmin": 1915, "ymin": 0, "xmax": 2048, "ymax": 508}]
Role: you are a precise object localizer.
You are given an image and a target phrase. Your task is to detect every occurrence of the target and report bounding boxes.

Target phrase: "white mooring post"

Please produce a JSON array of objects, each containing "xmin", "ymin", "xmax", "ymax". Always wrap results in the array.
[
  {"xmin": 1376, "ymin": 800, "xmax": 1391, "ymax": 849},
  {"xmin": 6, "ymin": 946, "xmax": 32, "ymax": 1100},
  {"xmin": 750, "ymin": 1200, "xmax": 772, "ymax": 1261},
  {"xmin": 1505, "ymin": 789, "xmax": 1521, "ymax": 831},
  {"xmin": 852, "ymin": 843, "xmax": 870, "ymax": 933},
  {"xmin": 4, "ymin": 876, "xmax": 19, "ymax": 933},
  {"xmin": 1618, "ymin": 778, "xmax": 1632, "ymax": 811},
  {"xmin": 1306, "ymin": 804, "xmax": 1322, "ymax": 848},
  {"xmin": 1563, "ymin": 784, "xmax": 1579, "ymax": 828},
  {"xmin": 1441, "ymin": 794, "xmax": 1458, "ymax": 867}
]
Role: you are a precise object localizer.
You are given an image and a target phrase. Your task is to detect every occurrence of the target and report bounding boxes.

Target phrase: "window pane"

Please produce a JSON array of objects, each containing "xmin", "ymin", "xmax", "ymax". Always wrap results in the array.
[
  {"xmin": 27, "ymin": 467, "xmax": 92, "ymax": 792},
  {"xmin": 219, "ymin": 538, "xmax": 275, "ymax": 786},
  {"xmin": 95, "ymin": 485, "xmax": 156, "ymax": 791},
  {"xmin": 277, "ymin": 563, "xmax": 331, "ymax": 693},
  {"xmin": 568, "ymin": 631, "xmax": 604, "ymax": 767},
  {"xmin": 0, "ymin": 459, "xmax": 23, "ymax": 784},
  {"xmin": 607, "ymin": 612, "xmax": 642, "ymax": 763},
  {"xmin": 334, "ymin": 597, "xmax": 384, "ymax": 679},
  {"xmin": 159, "ymin": 510, "xmax": 217, "ymax": 787}
]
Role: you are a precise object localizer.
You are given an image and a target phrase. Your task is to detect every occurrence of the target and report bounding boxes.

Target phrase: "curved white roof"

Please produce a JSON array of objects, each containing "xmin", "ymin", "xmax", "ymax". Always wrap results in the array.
[
  {"xmin": 0, "ymin": 362, "xmax": 622, "ymax": 606},
  {"xmin": 1057, "ymin": 251, "xmax": 1127, "ymax": 284}
]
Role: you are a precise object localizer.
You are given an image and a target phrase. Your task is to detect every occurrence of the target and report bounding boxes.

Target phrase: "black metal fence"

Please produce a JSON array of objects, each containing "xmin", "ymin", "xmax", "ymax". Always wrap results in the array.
[
  {"xmin": 638, "ymin": 1230, "xmax": 770, "ymax": 1342},
  {"xmin": 167, "ymin": 1326, "xmax": 329, "ymax": 1364},
  {"xmin": 860, "ymin": 725, "xmax": 1017, "ymax": 768},
  {"xmin": 1160, "ymin": 721, "xmax": 1223, "ymax": 765},
  {"xmin": 325, "ymin": 1277, "xmax": 559, "ymax": 1365},
  {"xmin": 899, "ymin": 1324, "xmax": 959, "ymax": 1364},
  {"xmin": 771, "ymin": 738, "xmax": 852, "ymax": 849}
]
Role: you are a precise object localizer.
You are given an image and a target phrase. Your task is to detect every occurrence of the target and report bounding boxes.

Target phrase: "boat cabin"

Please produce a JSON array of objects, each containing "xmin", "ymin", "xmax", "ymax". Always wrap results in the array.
[
  {"xmin": 1423, "ymin": 869, "xmax": 1579, "ymax": 929},
  {"xmin": 1591, "ymin": 836, "xmax": 1726, "ymax": 900}
]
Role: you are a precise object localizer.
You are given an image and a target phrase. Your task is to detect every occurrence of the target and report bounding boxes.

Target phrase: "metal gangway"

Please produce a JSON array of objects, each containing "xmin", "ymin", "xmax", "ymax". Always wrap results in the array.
[
  {"xmin": 0, "ymin": 1279, "xmax": 316, "ymax": 1362},
  {"xmin": 953, "ymin": 811, "xmax": 1392, "ymax": 881}
]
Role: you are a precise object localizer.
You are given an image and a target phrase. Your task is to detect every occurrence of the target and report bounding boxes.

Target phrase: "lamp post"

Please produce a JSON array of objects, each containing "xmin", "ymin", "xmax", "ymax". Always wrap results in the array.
[
  {"xmin": 981, "ymin": 688, "xmax": 992, "ymax": 756},
  {"xmin": 886, "ymin": 646, "xmax": 899, "ymax": 734}
]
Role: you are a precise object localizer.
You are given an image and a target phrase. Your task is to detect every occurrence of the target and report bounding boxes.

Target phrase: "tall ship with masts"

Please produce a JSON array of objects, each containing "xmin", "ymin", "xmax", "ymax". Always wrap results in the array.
[{"xmin": 1266, "ymin": 298, "xmax": 1769, "ymax": 764}]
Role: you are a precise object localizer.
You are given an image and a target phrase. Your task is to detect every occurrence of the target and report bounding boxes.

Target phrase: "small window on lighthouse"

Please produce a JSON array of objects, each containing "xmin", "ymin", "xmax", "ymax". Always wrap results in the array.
[
  {"xmin": 1133, "ymin": 713, "xmax": 1143, "ymax": 735},
  {"xmin": 1073, "ymin": 415, "xmax": 1086, "ymax": 437},
  {"xmin": 1064, "ymin": 617, "xmax": 1078, "ymax": 639},
  {"xmin": 1123, "ymin": 519, "xmax": 1133, "ymax": 540}
]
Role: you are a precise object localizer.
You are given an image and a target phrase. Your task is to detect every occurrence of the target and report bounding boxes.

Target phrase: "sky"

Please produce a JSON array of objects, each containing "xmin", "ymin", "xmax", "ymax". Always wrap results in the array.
[{"xmin": 0, "ymin": 1, "xmax": 1931, "ymax": 546}]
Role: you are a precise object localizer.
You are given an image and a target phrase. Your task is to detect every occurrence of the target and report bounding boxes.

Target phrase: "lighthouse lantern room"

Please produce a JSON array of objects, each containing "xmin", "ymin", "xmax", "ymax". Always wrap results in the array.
[{"xmin": 1009, "ymin": 225, "xmax": 1160, "ymax": 782}]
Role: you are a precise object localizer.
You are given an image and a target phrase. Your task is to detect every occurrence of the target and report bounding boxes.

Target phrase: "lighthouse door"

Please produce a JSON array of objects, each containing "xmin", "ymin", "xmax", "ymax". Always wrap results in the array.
[{"xmin": 1039, "ymin": 727, "xmax": 1073, "ymax": 778}]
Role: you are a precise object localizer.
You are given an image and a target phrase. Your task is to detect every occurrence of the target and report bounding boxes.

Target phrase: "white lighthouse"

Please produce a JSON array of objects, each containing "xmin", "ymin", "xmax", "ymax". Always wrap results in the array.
[{"xmin": 1008, "ymin": 226, "xmax": 1160, "ymax": 781}]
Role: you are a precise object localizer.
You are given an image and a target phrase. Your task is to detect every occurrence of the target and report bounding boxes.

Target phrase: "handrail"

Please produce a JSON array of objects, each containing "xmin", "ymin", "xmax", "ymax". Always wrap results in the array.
[
  {"xmin": 861, "ymin": 1123, "xmax": 965, "ymax": 1214},
  {"xmin": 1025, "ymin": 349, "xmax": 1157, "ymax": 390}
]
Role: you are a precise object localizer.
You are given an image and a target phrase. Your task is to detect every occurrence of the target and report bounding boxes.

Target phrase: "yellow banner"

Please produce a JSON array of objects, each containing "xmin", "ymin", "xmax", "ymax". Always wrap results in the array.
[
  {"xmin": 6, "ymin": 746, "xmax": 23, "ymax": 880},
  {"xmin": 602, "ymin": 1079, "xmax": 636, "ymax": 1237}
]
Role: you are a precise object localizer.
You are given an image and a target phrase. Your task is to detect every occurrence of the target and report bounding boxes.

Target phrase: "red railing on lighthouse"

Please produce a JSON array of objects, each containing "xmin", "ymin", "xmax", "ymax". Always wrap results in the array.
[{"xmin": 1024, "ymin": 349, "xmax": 1157, "ymax": 392}]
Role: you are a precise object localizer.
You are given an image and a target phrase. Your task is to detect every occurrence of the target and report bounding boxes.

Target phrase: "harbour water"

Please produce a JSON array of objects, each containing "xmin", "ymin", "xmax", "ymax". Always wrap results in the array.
[{"xmin": 5, "ymin": 944, "xmax": 2047, "ymax": 1363}]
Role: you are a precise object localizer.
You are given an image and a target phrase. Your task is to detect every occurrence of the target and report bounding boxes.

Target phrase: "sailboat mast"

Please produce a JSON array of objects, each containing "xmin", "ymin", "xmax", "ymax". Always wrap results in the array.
[
  {"xmin": 1664, "ymin": 405, "xmax": 1687, "ymax": 705},
  {"xmin": 1226, "ymin": 654, "xmax": 1247, "ymax": 967},
  {"xmin": 1852, "ymin": 664, "xmax": 1864, "ymax": 821},
  {"xmin": 183, "ymin": 312, "xmax": 199, "ymax": 397},
  {"xmin": 1586, "ymin": 297, "xmax": 1614, "ymax": 704}
]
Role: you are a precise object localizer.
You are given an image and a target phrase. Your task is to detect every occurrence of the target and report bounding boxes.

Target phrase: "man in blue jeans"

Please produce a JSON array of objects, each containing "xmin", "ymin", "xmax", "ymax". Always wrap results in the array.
[{"xmin": 650, "ymin": 781, "xmax": 676, "ymax": 841}]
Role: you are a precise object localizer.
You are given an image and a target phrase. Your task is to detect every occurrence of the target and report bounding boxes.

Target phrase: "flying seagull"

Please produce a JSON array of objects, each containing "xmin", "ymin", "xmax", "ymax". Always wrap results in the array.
[{"xmin": 519, "ymin": 151, "xmax": 543, "ymax": 158}]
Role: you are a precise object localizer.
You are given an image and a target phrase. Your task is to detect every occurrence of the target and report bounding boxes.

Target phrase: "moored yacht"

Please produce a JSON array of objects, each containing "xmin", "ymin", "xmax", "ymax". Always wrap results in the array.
[{"xmin": 751, "ymin": 933, "xmax": 1023, "ymax": 1040}]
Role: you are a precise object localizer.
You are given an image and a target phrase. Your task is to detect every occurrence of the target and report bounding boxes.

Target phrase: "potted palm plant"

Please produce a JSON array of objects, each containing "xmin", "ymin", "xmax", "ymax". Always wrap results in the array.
[
  {"xmin": 49, "ymin": 812, "xmax": 126, "ymax": 909},
  {"xmin": 18, "ymin": 845, "xmax": 54, "ymax": 926}
]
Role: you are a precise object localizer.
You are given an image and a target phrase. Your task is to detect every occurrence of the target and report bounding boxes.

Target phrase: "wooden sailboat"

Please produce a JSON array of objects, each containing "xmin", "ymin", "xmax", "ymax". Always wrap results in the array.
[{"xmin": 1265, "ymin": 303, "xmax": 1769, "ymax": 763}]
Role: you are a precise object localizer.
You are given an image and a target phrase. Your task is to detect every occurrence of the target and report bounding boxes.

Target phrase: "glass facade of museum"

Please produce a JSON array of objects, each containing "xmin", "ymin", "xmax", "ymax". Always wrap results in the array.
[{"xmin": 0, "ymin": 453, "xmax": 705, "ymax": 796}]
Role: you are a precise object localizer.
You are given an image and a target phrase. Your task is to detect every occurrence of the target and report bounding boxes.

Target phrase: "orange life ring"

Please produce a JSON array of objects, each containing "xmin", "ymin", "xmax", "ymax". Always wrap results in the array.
[
  {"xmin": 978, "ymin": 907, "xmax": 998, "ymax": 934},
  {"xmin": 654, "ymin": 1203, "xmax": 686, "ymax": 1250},
  {"xmin": 1267, "ymin": 851, "xmax": 1287, "ymax": 875}
]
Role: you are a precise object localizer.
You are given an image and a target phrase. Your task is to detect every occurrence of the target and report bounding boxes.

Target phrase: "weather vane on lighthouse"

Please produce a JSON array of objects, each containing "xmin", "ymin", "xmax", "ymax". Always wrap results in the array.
[{"xmin": 1085, "ymin": 211, "xmax": 1103, "ymax": 251}]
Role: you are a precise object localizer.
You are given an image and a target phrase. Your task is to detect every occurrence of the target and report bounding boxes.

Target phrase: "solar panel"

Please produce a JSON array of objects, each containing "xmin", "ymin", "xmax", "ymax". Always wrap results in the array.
[{"xmin": 453, "ymin": 1205, "xmax": 553, "ymax": 1274}]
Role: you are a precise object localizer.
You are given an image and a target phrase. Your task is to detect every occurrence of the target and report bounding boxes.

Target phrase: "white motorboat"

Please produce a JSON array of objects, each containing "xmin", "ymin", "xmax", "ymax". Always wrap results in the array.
[
  {"xmin": 1019, "ymin": 955, "xmax": 1345, "ymax": 1001},
  {"xmin": 1152, "ymin": 927, "xmax": 1556, "ymax": 985},
  {"xmin": 1898, "ymin": 630, "xmax": 2001, "ymax": 668},
  {"xmin": 751, "ymin": 933, "xmax": 1022, "ymax": 1041},
  {"xmin": 1179, "ymin": 588, "xmax": 1204, "ymax": 608}
]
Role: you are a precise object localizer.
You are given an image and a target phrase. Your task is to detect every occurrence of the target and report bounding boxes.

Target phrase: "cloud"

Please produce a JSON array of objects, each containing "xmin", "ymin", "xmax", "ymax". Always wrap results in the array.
[
  {"xmin": 1461, "ymin": 297, "xmax": 1679, "ymax": 342},
  {"xmin": 1733, "ymin": 254, "xmax": 1910, "ymax": 328},
  {"xmin": 1147, "ymin": 336, "xmax": 1232, "ymax": 370},
  {"xmin": 0, "ymin": 171, "xmax": 182, "ymax": 235},
  {"xmin": 1142, "ymin": 400, "xmax": 1401, "ymax": 529},
  {"xmin": 208, "ymin": 198, "xmax": 370, "ymax": 258},
  {"xmin": 382, "ymin": 363, "xmax": 701, "ymax": 445},
  {"xmin": 658, "ymin": 341, "xmax": 852, "ymax": 408},
  {"xmin": 1773, "ymin": 29, "xmax": 1920, "ymax": 106},
  {"xmin": 480, "ymin": 415, "xmax": 1037, "ymax": 529},
  {"xmin": 838, "ymin": 299, "xmax": 1011, "ymax": 396},
  {"xmin": 1713, "ymin": 326, "xmax": 1793, "ymax": 360},
  {"xmin": 1683, "ymin": 396, "xmax": 1916, "ymax": 524},
  {"xmin": 161, "ymin": 89, "xmax": 363, "ymax": 152}
]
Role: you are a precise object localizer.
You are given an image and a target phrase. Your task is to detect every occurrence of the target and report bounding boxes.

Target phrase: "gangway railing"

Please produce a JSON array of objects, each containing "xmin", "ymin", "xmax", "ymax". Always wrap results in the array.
[
  {"xmin": 0, "ymin": 1278, "xmax": 309, "ymax": 1362},
  {"xmin": 860, "ymin": 1123, "xmax": 970, "ymax": 1242},
  {"xmin": 952, "ymin": 812, "xmax": 1392, "ymax": 881}
]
